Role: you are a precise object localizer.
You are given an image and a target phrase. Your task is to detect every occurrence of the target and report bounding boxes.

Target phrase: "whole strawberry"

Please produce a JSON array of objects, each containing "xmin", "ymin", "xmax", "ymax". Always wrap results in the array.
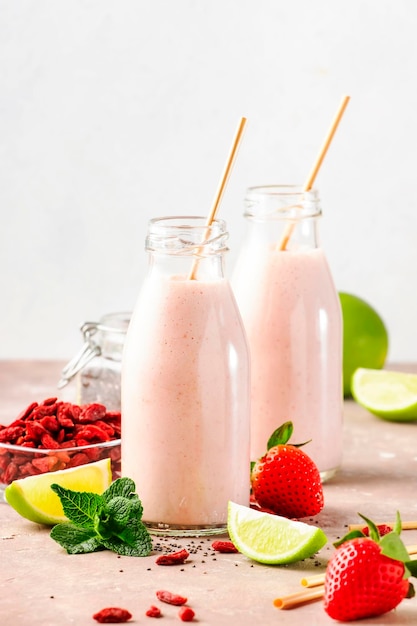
[
  {"xmin": 250, "ymin": 422, "xmax": 324, "ymax": 518},
  {"xmin": 324, "ymin": 513, "xmax": 414, "ymax": 621}
]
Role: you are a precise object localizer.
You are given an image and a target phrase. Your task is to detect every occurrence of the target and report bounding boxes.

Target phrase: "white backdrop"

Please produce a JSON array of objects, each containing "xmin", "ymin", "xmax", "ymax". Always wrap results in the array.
[{"xmin": 1, "ymin": 0, "xmax": 416, "ymax": 361}]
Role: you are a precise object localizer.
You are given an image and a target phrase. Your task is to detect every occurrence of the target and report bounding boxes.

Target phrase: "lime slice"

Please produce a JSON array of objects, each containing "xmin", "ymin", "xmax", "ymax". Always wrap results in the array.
[
  {"xmin": 351, "ymin": 368, "xmax": 417, "ymax": 421},
  {"xmin": 227, "ymin": 501, "xmax": 327, "ymax": 565},
  {"xmin": 4, "ymin": 458, "xmax": 112, "ymax": 525}
]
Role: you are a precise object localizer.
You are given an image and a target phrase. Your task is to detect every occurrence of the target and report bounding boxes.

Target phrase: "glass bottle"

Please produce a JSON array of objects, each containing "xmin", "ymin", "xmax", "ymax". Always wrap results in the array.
[
  {"xmin": 121, "ymin": 216, "xmax": 250, "ymax": 536},
  {"xmin": 232, "ymin": 186, "xmax": 343, "ymax": 481},
  {"xmin": 58, "ymin": 312, "xmax": 130, "ymax": 411}
]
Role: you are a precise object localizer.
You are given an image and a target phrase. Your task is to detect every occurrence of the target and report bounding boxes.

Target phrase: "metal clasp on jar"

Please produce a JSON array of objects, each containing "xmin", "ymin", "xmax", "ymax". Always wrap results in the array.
[
  {"xmin": 58, "ymin": 322, "xmax": 102, "ymax": 389},
  {"xmin": 58, "ymin": 312, "xmax": 131, "ymax": 390}
]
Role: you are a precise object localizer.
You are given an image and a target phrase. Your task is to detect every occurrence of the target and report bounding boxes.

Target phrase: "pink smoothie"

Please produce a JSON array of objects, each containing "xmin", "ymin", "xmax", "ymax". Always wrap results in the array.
[
  {"xmin": 232, "ymin": 246, "xmax": 343, "ymax": 476},
  {"xmin": 121, "ymin": 275, "xmax": 250, "ymax": 530}
]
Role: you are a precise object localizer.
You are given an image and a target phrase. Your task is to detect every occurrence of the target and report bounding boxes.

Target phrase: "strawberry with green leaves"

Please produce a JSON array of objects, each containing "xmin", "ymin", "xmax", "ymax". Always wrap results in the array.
[
  {"xmin": 324, "ymin": 512, "xmax": 417, "ymax": 621},
  {"xmin": 250, "ymin": 422, "xmax": 324, "ymax": 519}
]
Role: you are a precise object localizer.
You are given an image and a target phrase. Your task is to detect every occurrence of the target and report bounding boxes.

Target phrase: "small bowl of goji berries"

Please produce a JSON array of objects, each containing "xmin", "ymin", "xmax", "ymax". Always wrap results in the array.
[{"xmin": 0, "ymin": 397, "xmax": 121, "ymax": 494}]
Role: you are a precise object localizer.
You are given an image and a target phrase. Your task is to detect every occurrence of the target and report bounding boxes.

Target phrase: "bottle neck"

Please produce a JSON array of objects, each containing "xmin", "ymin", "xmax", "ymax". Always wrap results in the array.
[
  {"xmin": 244, "ymin": 185, "xmax": 322, "ymax": 251},
  {"xmin": 145, "ymin": 216, "xmax": 229, "ymax": 280}
]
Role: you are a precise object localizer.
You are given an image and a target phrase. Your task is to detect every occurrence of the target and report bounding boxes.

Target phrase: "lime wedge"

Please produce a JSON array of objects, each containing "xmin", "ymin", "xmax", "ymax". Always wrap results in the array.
[
  {"xmin": 4, "ymin": 458, "xmax": 112, "ymax": 525},
  {"xmin": 351, "ymin": 368, "xmax": 417, "ymax": 421},
  {"xmin": 227, "ymin": 501, "xmax": 327, "ymax": 565}
]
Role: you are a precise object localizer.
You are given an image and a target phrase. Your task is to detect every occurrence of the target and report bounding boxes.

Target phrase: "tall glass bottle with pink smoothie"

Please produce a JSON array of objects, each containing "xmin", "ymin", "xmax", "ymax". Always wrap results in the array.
[
  {"xmin": 121, "ymin": 216, "xmax": 250, "ymax": 535},
  {"xmin": 232, "ymin": 186, "xmax": 342, "ymax": 481}
]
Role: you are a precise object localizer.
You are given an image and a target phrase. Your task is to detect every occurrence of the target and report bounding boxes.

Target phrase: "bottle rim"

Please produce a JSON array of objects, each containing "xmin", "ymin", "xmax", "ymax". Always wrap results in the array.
[
  {"xmin": 244, "ymin": 185, "xmax": 321, "ymax": 220},
  {"xmin": 146, "ymin": 215, "xmax": 229, "ymax": 255}
]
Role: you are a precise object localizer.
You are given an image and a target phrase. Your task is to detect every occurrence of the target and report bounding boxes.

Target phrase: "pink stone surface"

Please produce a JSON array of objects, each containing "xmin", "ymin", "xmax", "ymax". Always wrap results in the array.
[{"xmin": 1, "ymin": 361, "xmax": 417, "ymax": 625}]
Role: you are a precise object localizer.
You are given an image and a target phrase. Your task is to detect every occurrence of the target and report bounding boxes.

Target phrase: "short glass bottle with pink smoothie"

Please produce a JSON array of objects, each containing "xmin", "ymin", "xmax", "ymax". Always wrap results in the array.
[
  {"xmin": 121, "ymin": 216, "xmax": 250, "ymax": 535},
  {"xmin": 232, "ymin": 186, "xmax": 343, "ymax": 481}
]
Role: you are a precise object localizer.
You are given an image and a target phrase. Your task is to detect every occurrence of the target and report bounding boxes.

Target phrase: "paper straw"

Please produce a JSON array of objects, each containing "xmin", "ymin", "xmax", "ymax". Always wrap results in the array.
[
  {"xmin": 278, "ymin": 95, "xmax": 350, "ymax": 251},
  {"xmin": 274, "ymin": 586, "xmax": 324, "ymax": 610},
  {"xmin": 188, "ymin": 117, "xmax": 247, "ymax": 280}
]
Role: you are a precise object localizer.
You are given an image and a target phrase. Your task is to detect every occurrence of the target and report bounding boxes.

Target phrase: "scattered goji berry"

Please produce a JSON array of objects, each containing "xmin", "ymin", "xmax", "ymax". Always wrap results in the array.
[
  {"xmin": 178, "ymin": 607, "xmax": 195, "ymax": 622},
  {"xmin": 362, "ymin": 524, "xmax": 392, "ymax": 537},
  {"xmin": 155, "ymin": 549, "xmax": 189, "ymax": 566},
  {"xmin": 211, "ymin": 540, "xmax": 238, "ymax": 553},
  {"xmin": 92, "ymin": 607, "xmax": 132, "ymax": 623},
  {"xmin": 145, "ymin": 605, "xmax": 162, "ymax": 618},
  {"xmin": 156, "ymin": 590, "xmax": 188, "ymax": 606}
]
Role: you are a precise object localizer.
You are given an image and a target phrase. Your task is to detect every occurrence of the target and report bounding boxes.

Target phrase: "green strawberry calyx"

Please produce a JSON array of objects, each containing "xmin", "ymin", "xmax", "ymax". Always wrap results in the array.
[
  {"xmin": 266, "ymin": 421, "xmax": 312, "ymax": 451},
  {"xmin": 334, "ymin": 511, "xmax": 417, "ymax": 593}
]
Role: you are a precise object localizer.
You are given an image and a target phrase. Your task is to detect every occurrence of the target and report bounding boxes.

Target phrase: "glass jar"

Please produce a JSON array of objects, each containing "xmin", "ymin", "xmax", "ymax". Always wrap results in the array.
[
  {"xmin": 232, "ymin": 186, "xmax": 343, "ymax": 481},
  {"xmin": 59, "ymin": 312, "xmax": 130, "ymax": 411},
  {"xmin": 121, "ymin": 216, "xmax": 250, "ymax": 536}
]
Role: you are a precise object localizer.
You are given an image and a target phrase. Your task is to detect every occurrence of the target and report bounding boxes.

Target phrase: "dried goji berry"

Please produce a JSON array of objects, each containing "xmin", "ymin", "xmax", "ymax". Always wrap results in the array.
[
  {"xmin": 31, "ymin": 456, "xmax": 60, "ymax": 473},
  {"xmin": 155, "ymin": 549, "xmax": 189, "ymax": 566},
  {"xmin": 40, "ymin": 433, "xmax": 60, "ymax": 449},
  {"xmin": 40, "ymin": 415, "xmax": 59, "ymax": 432},
  {"xmin": 178, "ymin": 607, "xmax": 195, "ymax": 622},
  {"xmin": 109, "ymin": 447, "xmax": 121, "ymax": 461},
  {"xmin": 18, "ymin": 462, "xmax": 40, "ymax": 477},
  {"xmin": 13, "ymin": 401, "xmax": 38, "ymax": 422},
  {"xmin": 95, "ymin": 420, "xmax": 115, "ymax": 437},
  {"xmin": 26, "ymin": 421, "xmax": 47, "ymax": 441},
  {"xmin": 42, "ymin": 397, "xmax": 58, "ymax": 406},
  {"xmin": 31, "ymin": 404, "xmax": 57, "ymax": 419},
  {"xmin": 75, "ymin": 424, "xmax": 110, "ymax": 443},
  {"xmin": 145, "ymin": 606, "xmax": 162, "ymax": 618},
  {"xmin": 80, "ymin": 403, "xmax": 107, "ymax": 422},
  {"xmin": 92, "ymin": 607, "xmax": 132, "ymax": 623},
  {"xmin": 211, "ymin": 540, "xmax": 239, "ymax": 553},
  {"xmin": 362, "ymin": 524, "xmax": 392, "ymax": 537},
  {"xmin": 60, "ymin": 439, "xmax": 77, "ymax": 448},
  {"xmin": 0, "ymin": 425, "xmax": 25, "ymax": 443},
  {"xmin": 3, "ymin": 462, "xmax": 19, "ymax": 483},
  {"xmin": 56, "ymin": 404, "xmax": 76, "ymax": 429},
  {"xmin": 57, "ymin": 428, "xmax": 66, "ymax": 443},
  {"xmin": 83, "ymin": 446, "xmax": 101, "ymax": 461},
  {"xmin": 68, "ymin": 452, "xmax": 89, "ymax": 466},
  {"xmin": 156, "ymin": 590, "xmax": 188, "ymax": 606}
]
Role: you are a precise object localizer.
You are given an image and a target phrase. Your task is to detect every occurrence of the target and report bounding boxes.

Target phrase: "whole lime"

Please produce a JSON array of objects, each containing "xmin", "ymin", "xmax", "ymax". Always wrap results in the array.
[{"xmin": 339, "ymin": 292, "xmax": 389, "ymax": 397}]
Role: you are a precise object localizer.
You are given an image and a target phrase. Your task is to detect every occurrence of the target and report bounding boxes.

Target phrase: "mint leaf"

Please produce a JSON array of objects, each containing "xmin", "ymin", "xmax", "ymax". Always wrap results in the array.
[
  {"xmin": 104, "ymin": 496, "xmax": 143, "ymax": 526},
  {"xmin": 50, "ymin": 477, "xmax": 152, "ymax": 558},
  {"xmin": 103, "ymin": 477, "xmax": 138, "ymax": 503},
  {"xmin": 50, "ymin": 484, "xmax": 103, "ymax": 529},
  {"xmin": 95, "ymin": 496, "xmax": 143, "ymax": 539},
  {"xmin": 101, "ymin": 518, "xmax": 152, "ymax": 556},
  {"xmin": 50, "ymin": 523, "xmax": 104, "ymax": 554}
]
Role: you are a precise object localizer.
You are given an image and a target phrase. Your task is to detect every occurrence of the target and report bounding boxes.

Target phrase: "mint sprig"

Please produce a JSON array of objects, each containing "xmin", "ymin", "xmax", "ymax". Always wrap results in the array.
[{"xmin": 49, "ymin": 478, "xmax": 152, "ymax": 557}]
